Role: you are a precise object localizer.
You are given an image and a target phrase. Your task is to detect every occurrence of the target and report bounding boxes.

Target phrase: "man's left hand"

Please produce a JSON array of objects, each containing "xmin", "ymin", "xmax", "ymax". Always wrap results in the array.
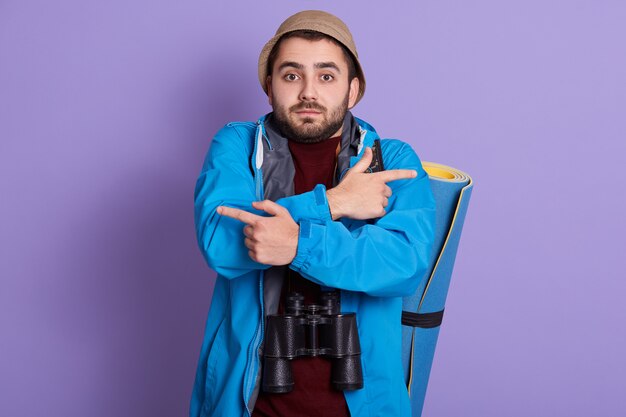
[{"xmin": 217, "ymin": 200, "xmax": 299, "ymax": 265}]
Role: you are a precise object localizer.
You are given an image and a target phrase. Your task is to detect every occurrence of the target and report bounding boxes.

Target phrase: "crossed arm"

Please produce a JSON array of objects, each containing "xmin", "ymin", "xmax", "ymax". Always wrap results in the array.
[{"xmin": 195, "ymin": 127, "xmax": 435, "ymax": 295}]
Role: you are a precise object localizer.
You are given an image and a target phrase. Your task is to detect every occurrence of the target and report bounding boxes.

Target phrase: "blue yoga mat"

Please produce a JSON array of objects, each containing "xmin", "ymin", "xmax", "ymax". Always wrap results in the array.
[{"xmin": 402, "ymin": 162, "xmax": 474, "ymax": 417}]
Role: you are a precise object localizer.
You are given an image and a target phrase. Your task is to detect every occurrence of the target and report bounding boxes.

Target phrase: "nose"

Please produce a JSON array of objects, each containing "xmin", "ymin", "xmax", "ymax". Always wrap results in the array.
[{"xmin": 299, "ymin": 77, "xmax": 318, "ymax": 101}]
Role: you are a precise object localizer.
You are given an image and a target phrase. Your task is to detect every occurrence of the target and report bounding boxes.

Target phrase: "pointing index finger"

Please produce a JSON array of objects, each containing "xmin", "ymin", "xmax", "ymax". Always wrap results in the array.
[
  {"xmin": 375, "ymin": 169, "xmax": 418, "ymax": 183},
  {"xmin": 217, "ymin": 206, "xmax": 261, "ymax": 225}
]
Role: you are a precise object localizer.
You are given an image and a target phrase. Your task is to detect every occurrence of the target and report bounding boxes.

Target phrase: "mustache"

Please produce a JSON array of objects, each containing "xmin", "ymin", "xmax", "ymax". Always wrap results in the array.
[{"xmin": 290, "ymin": 102, "xmax": 327, "ymax": 112}]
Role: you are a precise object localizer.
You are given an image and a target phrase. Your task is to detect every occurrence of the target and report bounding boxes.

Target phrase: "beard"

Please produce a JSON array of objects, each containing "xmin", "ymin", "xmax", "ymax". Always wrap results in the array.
[{"xmin": 271, "ymin": 93, "xmax": 349, "ymax": 144}]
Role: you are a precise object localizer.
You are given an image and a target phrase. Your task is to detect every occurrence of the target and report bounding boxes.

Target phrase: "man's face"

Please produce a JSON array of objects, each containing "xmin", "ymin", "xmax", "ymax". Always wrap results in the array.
[{"xmin": 267, "ymin": 37, "xmax": 359, "ymax": 143}]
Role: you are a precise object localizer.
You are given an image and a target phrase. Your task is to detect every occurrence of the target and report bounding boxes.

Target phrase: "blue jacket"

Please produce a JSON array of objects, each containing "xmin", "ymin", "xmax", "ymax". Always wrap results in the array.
[{"xmin": 191, "ymin": 113, "xmax": 436, "ymax": 417}]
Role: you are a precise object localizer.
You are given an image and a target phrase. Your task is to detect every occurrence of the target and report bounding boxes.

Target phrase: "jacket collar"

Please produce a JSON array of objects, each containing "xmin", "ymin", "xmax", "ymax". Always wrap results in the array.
[{"xmin": 253, "ymin": 111, "xmax": 380, "ymax": 201}]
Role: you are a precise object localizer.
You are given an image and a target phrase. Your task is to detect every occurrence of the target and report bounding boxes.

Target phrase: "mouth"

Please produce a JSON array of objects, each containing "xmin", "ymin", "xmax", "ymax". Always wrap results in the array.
[
  {"xmin": 294, "ymin": 110, "xmax": 322, "ymax": 117},
  {"xmin": 294, "ymin": 109, "xmax": 322, "ymax": 119},
  {"xmin": 291, "ymin": 103, "xmax": 325, "ymax": 116}
]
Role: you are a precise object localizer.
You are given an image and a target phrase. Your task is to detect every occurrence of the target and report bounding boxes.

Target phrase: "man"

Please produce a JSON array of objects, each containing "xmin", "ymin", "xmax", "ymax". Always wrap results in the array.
[{"xmin": 191, "ymin": 10, "xmax": 436, "ymax": 417}]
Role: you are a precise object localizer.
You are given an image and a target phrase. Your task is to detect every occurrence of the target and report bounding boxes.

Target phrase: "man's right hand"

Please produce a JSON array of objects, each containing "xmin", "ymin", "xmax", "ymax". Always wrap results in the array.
[{"xmin": 326, "ymin": 147, "xmax": 418, "ymax": 220}]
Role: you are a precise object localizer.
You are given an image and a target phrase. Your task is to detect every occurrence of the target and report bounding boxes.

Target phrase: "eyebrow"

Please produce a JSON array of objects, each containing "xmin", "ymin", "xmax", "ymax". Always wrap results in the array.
[
  {"xmin": 277, "ymin": 61, "xmax": 342, "ymax": 73},
  {"xmin": 315, "ymin": 62, "xmax": 341, "ymax": 73},
  {"xmin": 278, "ymin": 61, "xmax": 304, "ymax": 71}
]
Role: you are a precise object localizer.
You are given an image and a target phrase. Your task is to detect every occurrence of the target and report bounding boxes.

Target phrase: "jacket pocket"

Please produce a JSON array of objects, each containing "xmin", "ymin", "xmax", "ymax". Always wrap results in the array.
[{"xmin": 203, "ymin": 316, "xmax": 228, "ymax": 410}]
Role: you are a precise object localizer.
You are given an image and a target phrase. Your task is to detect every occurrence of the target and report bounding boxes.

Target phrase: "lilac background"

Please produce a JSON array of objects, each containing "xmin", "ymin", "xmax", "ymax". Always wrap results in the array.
[{"xmin": 1, "ymin": 1, "xmax": 625, "ymax": 416}]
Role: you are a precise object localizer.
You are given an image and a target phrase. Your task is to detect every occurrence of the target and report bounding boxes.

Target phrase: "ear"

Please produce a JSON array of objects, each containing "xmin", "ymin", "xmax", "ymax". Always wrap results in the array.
[
  {"xmin": 347, "ymin": 77, "xmax": 359, "ymax": 109},
  {"xmin": 266, "ymin": 76, "xmax": 273, "ymax": 106}
]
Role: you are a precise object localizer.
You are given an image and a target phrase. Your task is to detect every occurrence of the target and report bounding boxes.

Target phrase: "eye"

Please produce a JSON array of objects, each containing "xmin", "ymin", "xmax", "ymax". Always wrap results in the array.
[
  {"xmin": 321, "ymin": 74, "xmax": 334, "ymax": 82},
  {"xmin": 284, "ymin": 73, "xmax": 299, "ymax": 81}
]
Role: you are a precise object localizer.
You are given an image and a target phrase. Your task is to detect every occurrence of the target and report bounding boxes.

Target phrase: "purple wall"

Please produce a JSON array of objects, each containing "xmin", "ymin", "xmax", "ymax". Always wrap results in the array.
[{"xmin": 2, "ymin": 1, "xmax": 625, "ymax": 416}]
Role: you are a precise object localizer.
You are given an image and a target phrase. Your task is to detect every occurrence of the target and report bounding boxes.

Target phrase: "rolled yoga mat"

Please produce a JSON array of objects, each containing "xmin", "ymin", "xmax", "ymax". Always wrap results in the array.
[{"xmin": 402, "ymin": 162, "xmax": 474, "ymax": 417}]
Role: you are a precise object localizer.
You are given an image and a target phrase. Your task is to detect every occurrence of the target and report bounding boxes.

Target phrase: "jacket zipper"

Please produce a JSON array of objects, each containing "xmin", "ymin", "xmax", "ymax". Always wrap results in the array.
[
  {"xmin": 244, "ymin": 270, "xmax": 264, "ymax": 416},
  {"xmin": 244, "ymin": 123, "xmax": 266, "ymax": 416}
]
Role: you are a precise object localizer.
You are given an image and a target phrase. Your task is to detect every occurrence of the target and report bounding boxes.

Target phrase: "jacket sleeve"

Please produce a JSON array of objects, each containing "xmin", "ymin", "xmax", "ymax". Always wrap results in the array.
[
  {"xmin": 289, "ymin": 141, "xmax": 436, "ymax": 297},
  {"xmin": 194, "ymin": 124, "xmax": 271, "ymax": 279}
]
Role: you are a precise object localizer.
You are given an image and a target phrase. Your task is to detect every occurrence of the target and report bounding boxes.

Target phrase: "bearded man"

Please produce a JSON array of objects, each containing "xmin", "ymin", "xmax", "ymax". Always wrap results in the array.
[{"xmin": 191, "ymin": 10, "xmax": 436, "ymax": 417}]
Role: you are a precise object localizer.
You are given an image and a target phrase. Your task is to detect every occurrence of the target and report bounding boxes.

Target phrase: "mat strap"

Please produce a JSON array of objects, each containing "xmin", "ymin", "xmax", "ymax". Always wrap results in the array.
[{"xmin": 401, "ymin": 310, "xmax": 444, "ymax": 328}]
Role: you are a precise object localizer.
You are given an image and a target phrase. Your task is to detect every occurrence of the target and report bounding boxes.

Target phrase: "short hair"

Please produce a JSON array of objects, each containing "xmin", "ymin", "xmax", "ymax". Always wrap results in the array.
[{"xmin": 266, "ymin": 30, "xmax": 357, "ymax": 82}]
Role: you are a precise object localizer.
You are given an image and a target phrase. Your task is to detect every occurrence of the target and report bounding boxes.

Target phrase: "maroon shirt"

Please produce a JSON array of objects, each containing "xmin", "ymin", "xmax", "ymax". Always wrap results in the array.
[{"xmin": 253, "ymin": 136, "xmax": 350, "ymax": 417}]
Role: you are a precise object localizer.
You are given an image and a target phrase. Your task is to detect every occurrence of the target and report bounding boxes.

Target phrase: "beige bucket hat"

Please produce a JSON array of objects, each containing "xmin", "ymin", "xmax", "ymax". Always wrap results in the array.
[{"xmin": 258, "ymin": 10, "xmax": 366, "ymax": 104}]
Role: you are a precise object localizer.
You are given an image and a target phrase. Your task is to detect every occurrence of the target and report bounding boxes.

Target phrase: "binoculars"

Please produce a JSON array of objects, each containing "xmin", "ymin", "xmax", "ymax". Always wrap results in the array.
[{"xmin": 262, "ymin": 291, "xmax": 363, "ymax": 393}]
